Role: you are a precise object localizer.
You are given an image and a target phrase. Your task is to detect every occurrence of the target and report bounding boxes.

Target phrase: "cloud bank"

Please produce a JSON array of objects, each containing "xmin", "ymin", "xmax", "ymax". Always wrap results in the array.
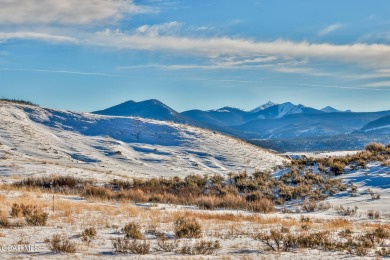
[
  {"xmin": 91, "ymin": 31, "xmax": 390, "ymax": 69},
  {"xmin": 0, "ymin": 0, "xmax": 152, "ymax": 24}
]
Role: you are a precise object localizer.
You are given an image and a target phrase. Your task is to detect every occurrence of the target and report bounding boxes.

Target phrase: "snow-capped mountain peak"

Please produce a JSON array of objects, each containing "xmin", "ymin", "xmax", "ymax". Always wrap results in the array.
[
  {"xmin": 250, "ymin": 101, "xmax": 277, "ymax": 113},
  {"xmin": 321, "ymin": 106, "xmax": 341, "ymax": 113},
  {"xmin": 275, "ymin": 102, "xmax": 303, "ymax": 118}
]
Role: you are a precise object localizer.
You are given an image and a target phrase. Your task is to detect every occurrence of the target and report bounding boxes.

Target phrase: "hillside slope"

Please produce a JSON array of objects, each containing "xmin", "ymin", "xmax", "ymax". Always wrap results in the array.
[
  {"xmin": 360, "ymin": 114, "xmax": 390, "ymax": 134},
  {"xmin": 0, "ymin": 101, "xmax": 287, "ymax": 181}
]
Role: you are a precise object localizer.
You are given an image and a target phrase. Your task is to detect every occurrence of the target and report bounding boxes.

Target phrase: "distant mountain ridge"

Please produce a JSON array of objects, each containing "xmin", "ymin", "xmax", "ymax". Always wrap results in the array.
[
  {"xmin": 250, "ymin": 101, "xmax": 277, "ymax": 113},
  {"xmin": 359, "ymin": 114, "xmax": 390, "ymax": 134},
  {"xmin": 93, "ymin": 99, "xmax": 390, "ymax": 151},
  {"xmin": 93, "ymin": 99, "xmax": 192, "ymax": 124}
]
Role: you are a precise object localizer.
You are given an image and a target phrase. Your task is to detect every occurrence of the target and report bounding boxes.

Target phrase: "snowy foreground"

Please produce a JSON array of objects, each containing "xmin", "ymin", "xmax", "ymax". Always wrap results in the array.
[
  {"xmin": 0, "ymin": 101, "xmax": 390, "ymax": 259},
  {"xmin": 0, "ymin": 101, "xmax": 287, "ymax": 181}
]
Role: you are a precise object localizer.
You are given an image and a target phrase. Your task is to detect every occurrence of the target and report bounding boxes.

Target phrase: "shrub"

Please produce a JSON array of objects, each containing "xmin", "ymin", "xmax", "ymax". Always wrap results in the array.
[
  {"xmin": 367, "ymin": 210, "xmax": 380, "ymax": 219},
  {"xmin": 13, "ymin": 176, "xmax": 86, "ymax": 190},
  {"xmin": 47, "ymin": 234, "xmax": 77, "ymax": 253},
  {"xmin": 112, "ymin": 238, "xmax": 150, "ymax": 254},
  {"xmin": 123, "ymin": 223, "xmax": 143, "ymax": 239},
  {"xmin": 156, "ymin": 238, "xmax": 179, "ymax": 252},
  {"xmin": 25, "ymin": 211, "xmax": 48, "ymax": 226},
  {"xmin": 354, "ymin": 246, "xmax": 368, "ymax": 256},
  {"xmin": 376, "ymin": 247, "xmax": 390, "ymax": 257},
  {"xmin": 365, "ymin": 142, "xmax": 385, "ymax": 153},
  {"xmin": 177, "ymin": 240, "xmax": 221, "ymax": 255},
  {"xmin": 302, "ymin": 200, "xmax": 331, "ymax": 212},
  {"xmin": 83, "ymin": 185, "xmax": 112, "ymax": 199},
  {"xmin": 81, "ymin": 227, "xmax": 97, "ymax": 244},
  {"xmin": 330, "ymin": 161, "xmax": 345, "ymax": 175},
  {"xmin": 11, "ymin": 203, "xmax": 36, "ymax": 218},
  {"xmin": 335, "ymin": 205, "xmax": 358, "ymax": 216},
  {"xmin": 248, "ymin": 198, "xmax": 275, "ymax": 213},
  {"xmin": 0, "ymin": 216, "xmax": 9, "ymax": 227},
  {"xmin": 254, "ymin": 229, "xmax": 284, "ymax": 252},
  {"xmin": 193, "ymin": 240, "xmax": 221, "ymax": 255},
  {"xmin": 174, "ymin": 217, "xmax": 202, "ymax": 239},
  {"xmin": 11, "ymin": 203, "xmax": 48, "ymax": 226}
]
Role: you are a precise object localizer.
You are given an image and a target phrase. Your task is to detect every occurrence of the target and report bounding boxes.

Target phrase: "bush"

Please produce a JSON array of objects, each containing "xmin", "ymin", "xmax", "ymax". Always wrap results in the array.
[
  {"xmin": 0, "ymin": 216, "xmax": 9, "ymax": 227},
  {"xmin": 367, "ymin": 210, "xmax": 380, "ymax": 219},
  {"xmin": 302, "ymin": 200, "xmax": 331, "ymax": 212},
  {"xmin": 376, "ymin": 247, "xmax": 390, "ymax": 257},
  {"xmin": 47, "ymin": 234, "xmax": 77, "ymax": 253},
  {"xmin": 330, "ymin": 161, "xmax": 345, "ymax": 175},
  {"xmin": 83, "ymin": 185, "xmax": 112, "ymax": 199},
  {"xmin": 13, "ymin": 176, "xmax": 86, "ymax": 190},
  {"xmin": 156, "ymin": 237, "xmax": 179, "ymax": 252},
  {"xmin": 123, "ymin": 223, "xmax": 143, "ymax": 239},
  {"xmin": 248, "ymin": 198, "xmax": 275, "ymax": 213},
  {"xmin": 25, "ymin": 211, "xmax": 48, "ymax": 226},
  {"xmin": 11, "ymin": 203, "xmax": 48, "ymax": 226},
  {"xmin": 11, "ymin": 203, "xmax": 36, "ymax": 218},
  {"xmin": 178, "ymin": 240, "xmax": 221, "ymax": 255},
  {"xmin": 81, "ymin": 227, "xmax": 97, "ymax": 244},
  {"xmin": 112, "ymin": 238, "xmax": 150, "ymax": 254},
  {"xmin": 174, "ymin": 217, "xmax": 202, "ymax": 239},
  {"xmin": 334, "ymin": 205, "xmax": 358, "ymax": 216},
  {"xmin": 365, "ymin": 142, "xmax": 385, "ymax": 153}
]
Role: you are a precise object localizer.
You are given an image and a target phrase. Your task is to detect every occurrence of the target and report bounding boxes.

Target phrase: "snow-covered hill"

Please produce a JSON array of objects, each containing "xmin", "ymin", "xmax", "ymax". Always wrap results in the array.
[{"xmin": 0, "ymin": 101, "xmax": 287, "ymax": 181}]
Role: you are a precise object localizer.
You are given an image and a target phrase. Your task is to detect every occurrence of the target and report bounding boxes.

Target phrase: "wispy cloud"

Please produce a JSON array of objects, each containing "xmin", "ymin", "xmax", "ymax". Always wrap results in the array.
[
  {"xmin": 0, "ymin": 68, "xmax": 120, "ymax": 77},
  {"xmin": 297, "ymin": 83, "xmax": 387, "ymax": 91},
  {"xmin": 91, "ymin": 32, "xmax": 390, "ymax": 69},
  {"xmin": 135, "ymin": 21, "xmax": 183, "ymax": 36},
  {"xmin": 364, "ymin": 81, "xmax": 390, "ymax": 87},
  {"xmin": 0, "ymin": 0, "xmax": 154, "ymax": 25},
  {"xmin": 3, "ymin": 28, "xmax": 390, "ymax": 78},
  {"xmin": 318, "ymin": 23, "xmax": 343, "ymax": 36},
  {"xmin": 0, "ymin": 32, "xmax": 78, "ymax": 43}
]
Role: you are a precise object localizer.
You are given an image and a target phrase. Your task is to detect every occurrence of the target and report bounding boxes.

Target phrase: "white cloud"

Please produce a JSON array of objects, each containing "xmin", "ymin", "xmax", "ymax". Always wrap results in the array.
[
  {"xmin": 365, "ymin": 81, "xmax": 390, "ymax": 87},
  {"xmin": 0, "ymin": 0, "xmax": 153, "ymax": 24},
  {"xmin": 135, "ymin": 22, "xmax": 183, "ymax": 36},
  {"xmin": 297, "ymin": 83, "xmax": 385, "ymax": 91},
  {"xmin": 0, "ymin": 32, "xmax": 78, "ymax": 43},
  {"xmin": 0, "ymin": 68, "xmax": 119, "ymax": 77},
  {"xmin": 318, "ymin": 23, "xmax": 343, "ymax": 36},
  {"xmin": 3, "ymin": 28, "xmax": 390, "ymax": 73},
  {"xmin": 90, "ymin": 32, "xmax": 390, "ymax": 69}
]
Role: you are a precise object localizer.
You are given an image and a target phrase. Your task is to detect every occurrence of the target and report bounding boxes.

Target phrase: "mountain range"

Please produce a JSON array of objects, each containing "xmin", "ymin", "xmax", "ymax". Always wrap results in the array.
[{"xmin": 92, "ymin": 100, "xmax": 390, "ymax": 152}]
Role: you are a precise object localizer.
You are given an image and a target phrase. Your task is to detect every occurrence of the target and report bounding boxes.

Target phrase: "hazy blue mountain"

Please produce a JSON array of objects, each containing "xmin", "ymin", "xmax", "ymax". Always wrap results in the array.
[
  {"xmin": 250, "ymin": 101, "xmax": 277, "ymax": 113},
  {"xmin": 183, "ymin": 102, "xmax": 324, "ymax": 126},
  {"xmin": 234, "ymin": 111, "xmax": 390, "ymax": 139},
  {"xmin": 93, "ymin": 99, "xmax": 192, "ymax": 124},
  {"xmin": 182, "ymin": 106, "xmax": 248, "ymax": 127},
  {"xmin": 321, "ymin": 106, "xmax": 341, "ymax": 113},
  {"xmin": 252, "ymin": 102, "xmax": 323, "ymax": 119},
  {"xmin": 359, "ymin": 114, "xmax": 390, "ymax": 134},
  {"xmin": 93, "ymin": 99, "xmax": 390, "ymax": 151}
]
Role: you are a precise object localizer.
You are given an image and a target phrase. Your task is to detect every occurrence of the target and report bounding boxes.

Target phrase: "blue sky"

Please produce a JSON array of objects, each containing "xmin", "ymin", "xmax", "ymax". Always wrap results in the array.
[{"xmin": 1, "ymin": 0, "xmax": 390, "ymax": 112}]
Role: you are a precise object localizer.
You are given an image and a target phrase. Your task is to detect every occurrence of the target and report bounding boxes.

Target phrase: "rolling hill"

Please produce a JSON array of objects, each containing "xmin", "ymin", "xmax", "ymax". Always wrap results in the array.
[{"xmin": 0, "ymin": 100, "xmax": 287, "ymax": 181}]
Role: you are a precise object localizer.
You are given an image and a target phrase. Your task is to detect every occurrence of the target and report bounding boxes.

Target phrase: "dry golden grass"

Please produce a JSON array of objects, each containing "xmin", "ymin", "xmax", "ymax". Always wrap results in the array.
[
  {"xmin": 1, "ymin": 192, "xmax": 49, "ymax": 210},
  {"xmin": 323, "ymin": 218, "xmax": 352, "ymax": 230},
  {"xmin": 171, "ymin": 211, "xmax": 299, "ymax": 227}
]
